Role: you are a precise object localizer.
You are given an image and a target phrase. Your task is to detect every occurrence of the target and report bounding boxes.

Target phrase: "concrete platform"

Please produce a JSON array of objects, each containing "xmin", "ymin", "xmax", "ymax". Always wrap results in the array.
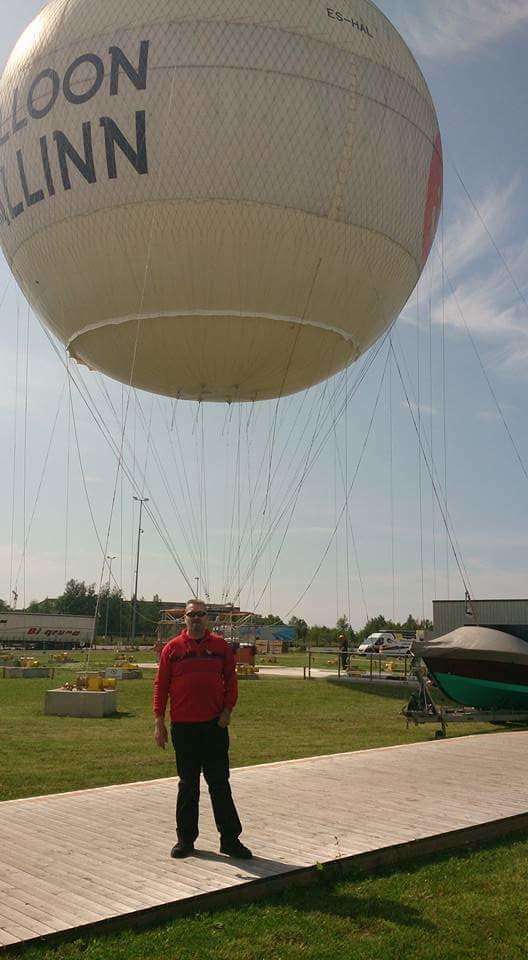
[
  {"xmin": 137, "ymin": 662, "xmax": 417, "ymax": 686},
  {"xmin": 254, "ymin": 666, "xmax": 417, "ymax": 685},
  {"xmin": 1, "ymin": 731, "xmax": 528, "ymax": 950},
  {"xmin": 44, "ymin": 689, "xmax": 118, "ymax": 718},
  {"xmin": 105, "ymin": 668, "xmax": 143, "ymax": 680}
]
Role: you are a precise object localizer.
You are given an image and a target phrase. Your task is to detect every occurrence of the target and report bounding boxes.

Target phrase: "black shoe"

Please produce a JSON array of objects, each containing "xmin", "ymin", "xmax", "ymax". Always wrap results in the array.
[
  {"xmin": 220, "ymin": 838, "xmax": 253, "ymax": 859},
  {"xmin": 170, "ymin": 841, "xmax": 194, "ymax": 858}
]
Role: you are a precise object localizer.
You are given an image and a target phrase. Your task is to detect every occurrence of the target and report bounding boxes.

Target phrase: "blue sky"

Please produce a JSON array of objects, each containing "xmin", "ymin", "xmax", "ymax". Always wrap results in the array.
[{"xmin": 1, "ymin": 0, "xmax": 527, "ymax": 629}]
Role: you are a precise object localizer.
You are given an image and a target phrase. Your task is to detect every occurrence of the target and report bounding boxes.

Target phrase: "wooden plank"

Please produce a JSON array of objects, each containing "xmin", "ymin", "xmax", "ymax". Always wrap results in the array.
[
  {"xmin": 0, "ymin": 917, "xmax": 46, "ymax": 943},
  {"xmin": 0, "ymin": 816, "xmax": 273, "ymax": 916},
  {"xmin": 1, "ymin": 732, "xmax": 528, "ymax": 950},
  {"xmin": 0, "ymin": 847, "xmax": 192, "ymax": 915},
  {"xmin": 0, "ymin": 904, "xmax": 58, "ymax": 937},
  {"xmin": 0, "ymin": 885, "xmax": 97, "ymax": 930},
  {"xmin": 0, "ymin": 929, "xmax": 20, "ymax": 948},
  {"xmin": 0, "ymin": 871, "xmax": 109, "ymax": 924},
  {"xmin": 0, "ymin": 818, "xmax": 255, "ymax": 897}
]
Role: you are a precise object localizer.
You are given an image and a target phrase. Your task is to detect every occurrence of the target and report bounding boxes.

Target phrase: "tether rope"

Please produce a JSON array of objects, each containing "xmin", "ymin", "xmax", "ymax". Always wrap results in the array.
[
  {"xmin": 416, "ymin": 286, "xmax": 425, "ymax": 622},
  {"xmin": 441, "ymin": 212, "xmax": 450, "ymax": 597},
  {"xmin": 285, "ymin": 343, "xmax": 392, "ymax": 618},
  {"xmin": 39, "ymin": 328, "xmax": 196, "ymax": 594},
  {"xmin": 389, "ymin": 342, "xmax": 395, "ymax": 620},
  {"xmin": 390, "ymin": 339, "xmax": 474, "ymax": 598},
  {"xmin": 232, "ymin": 331, "xmax": 392, "ymax": 608},
  {"xmin": 442, "ymin": 262, "xmax": 528, "ymax": 490},
  {"xmin": 13, "ymin": 375, "xmax": 68, "ymax": 594},
  {"xmin": 158, "ymin": 396, "xmax": 203, "ymax": 573},
  {"xmin": 8, "ymin": 300, "xmax": 20, "ymax": 607},
  {"xmin": 22, "ymin": 305, "xmax": 30, "ymax": 609},
  {"xmin": 64, "ymin": 358, "xmax": 72, "ymax": 586},
  {"xmin": 428, "ymin": 266, "xmax": 438, "ymax": 603},
  {"xmin": 95, "ymin": 377, "xmax": 203, "ymax": 583}
]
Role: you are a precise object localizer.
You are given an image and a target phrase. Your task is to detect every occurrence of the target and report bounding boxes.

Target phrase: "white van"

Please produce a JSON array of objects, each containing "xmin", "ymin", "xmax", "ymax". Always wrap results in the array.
[{"xmin": 357, "ymin": 632, "xmax": 412, "ymax": 655}]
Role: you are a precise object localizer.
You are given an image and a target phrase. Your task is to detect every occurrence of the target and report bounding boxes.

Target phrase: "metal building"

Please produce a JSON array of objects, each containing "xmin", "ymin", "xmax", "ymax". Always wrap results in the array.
[{"xmin": 433, "ymin": 599, "xmax": 528, "ymax": 641}]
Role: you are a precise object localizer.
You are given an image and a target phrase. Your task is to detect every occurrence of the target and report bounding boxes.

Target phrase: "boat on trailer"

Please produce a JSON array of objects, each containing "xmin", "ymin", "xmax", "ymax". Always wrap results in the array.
[
  {"xmin": 404, "ymin": 626, "xmax": 528, "ymax": 737},
  {"xmin": 412, "ymin": 626, "xmax": 528, "ymax": 710}
]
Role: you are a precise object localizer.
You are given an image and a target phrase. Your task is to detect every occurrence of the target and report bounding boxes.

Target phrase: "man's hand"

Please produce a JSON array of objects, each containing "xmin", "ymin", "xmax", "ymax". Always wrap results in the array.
[
  {"xmin": 154, "ymin": 717, "xmax": 168, "ymax": 749},
  {"xmin": 218, "ymin": 708, "xmax": 231, "ymax": 729}
]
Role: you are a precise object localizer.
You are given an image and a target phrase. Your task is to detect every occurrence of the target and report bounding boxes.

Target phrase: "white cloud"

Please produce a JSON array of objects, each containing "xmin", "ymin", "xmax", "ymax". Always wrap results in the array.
[
  {"xmin": 463, "ymin": 530, "xmax": 528, "ymax": 547},
  {"xmin": 500, "ymin": 344, "xmax": 528, "ymax": 375},
  {"xmin": 399, "ymin": 176, "xmax": 528, "ymax": 374},
  {"xmin": 401, "ymin": 179, "xmax": 525, "ymax": 329},
  {"xmin": 404, "ymin": 400, "xmax": 437, "ymax": 417},
  {"xmin": 442, "ymin": 179, "xmax": 520, "ymax": 275},
  {"xmin": 285, "ymin": 526, "xmax": 335, "ymax": 536},
  {"xmin": 431, "ymin": 277, "xmax": 525, "ymax": 340},
  {"xmin": 476, "ymin": 403, "xmax": 520, "ymax": 422},
  {"xmin": 402, "ymin": 0, "xmax": 528, "ymax": 59}
]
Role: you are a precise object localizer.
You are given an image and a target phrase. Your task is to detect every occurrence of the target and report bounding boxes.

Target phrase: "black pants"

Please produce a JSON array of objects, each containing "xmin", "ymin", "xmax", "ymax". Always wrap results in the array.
[{"xmin": 171, "ymin": 719, "xmax": 242, "ymax": 845}]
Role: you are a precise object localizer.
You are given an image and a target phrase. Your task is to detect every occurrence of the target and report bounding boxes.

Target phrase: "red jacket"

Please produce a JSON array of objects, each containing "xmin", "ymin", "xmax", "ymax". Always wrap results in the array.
[{"xmin": 153, "ymin": 630, "xmax": 238, "ymax": 723}]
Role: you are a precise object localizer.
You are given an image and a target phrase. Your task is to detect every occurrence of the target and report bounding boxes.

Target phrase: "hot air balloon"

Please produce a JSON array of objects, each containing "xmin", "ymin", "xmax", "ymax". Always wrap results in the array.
[{"xmin": 0, "ymin": 0, "xmax": 442, "ymax": 402}]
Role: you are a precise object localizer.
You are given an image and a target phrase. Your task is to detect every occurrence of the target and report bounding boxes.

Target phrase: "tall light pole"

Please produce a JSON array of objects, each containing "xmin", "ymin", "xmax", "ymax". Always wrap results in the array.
[
  {"xmin": 131, "ymin": 497, "xmax": 149, "ymax": 643},
  {"xmin": 104, "ymin": 555, "xmax": 116, "ymax": 642},
  {"xmin": 194, "ymin": 576, "xmax": 199, "ymax": 598}
]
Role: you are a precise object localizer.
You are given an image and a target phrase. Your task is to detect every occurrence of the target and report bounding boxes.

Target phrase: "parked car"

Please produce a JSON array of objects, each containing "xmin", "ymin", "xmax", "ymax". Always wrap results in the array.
[{"xmin": 357, "ymin": 632, "xmax": 412, "ymax": 655}]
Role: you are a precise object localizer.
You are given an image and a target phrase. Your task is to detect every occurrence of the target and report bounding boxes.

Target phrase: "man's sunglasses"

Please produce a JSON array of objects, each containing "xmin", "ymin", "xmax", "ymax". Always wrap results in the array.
[{"xmin": 186, "ymin": 611, "xmax": 207, "ymax": 618}]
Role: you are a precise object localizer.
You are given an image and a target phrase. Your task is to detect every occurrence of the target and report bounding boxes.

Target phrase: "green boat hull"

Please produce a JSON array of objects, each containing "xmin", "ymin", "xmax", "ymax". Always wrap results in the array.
[{"xmin": 435, "ymin": 672, "xmax": 528, "ymax": 710}]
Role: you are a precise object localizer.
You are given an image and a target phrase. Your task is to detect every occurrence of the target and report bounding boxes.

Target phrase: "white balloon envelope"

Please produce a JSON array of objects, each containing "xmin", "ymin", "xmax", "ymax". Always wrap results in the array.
[{"xmin": 0, "ymin": 0, "xmax": 442, "ymax": 401}]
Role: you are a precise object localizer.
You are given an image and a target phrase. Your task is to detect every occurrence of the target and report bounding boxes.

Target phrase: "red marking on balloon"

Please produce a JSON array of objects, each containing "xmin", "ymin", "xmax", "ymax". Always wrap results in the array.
[{"xmin": 422, "ymin": 133, "xmax": 443, "ymax": 266}]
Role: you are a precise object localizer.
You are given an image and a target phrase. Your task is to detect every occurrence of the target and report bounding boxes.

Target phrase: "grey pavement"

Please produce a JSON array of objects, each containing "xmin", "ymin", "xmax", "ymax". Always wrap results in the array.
[{"xmin": 138, "ymin": 662, "xmax": 416, "ymax": 686}]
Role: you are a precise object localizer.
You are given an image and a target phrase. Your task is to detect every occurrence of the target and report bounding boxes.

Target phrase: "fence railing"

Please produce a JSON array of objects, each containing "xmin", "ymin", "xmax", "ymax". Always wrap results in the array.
[{"xmin": 305, "ymin": 647, "xmax": 414, "ymax": 681}]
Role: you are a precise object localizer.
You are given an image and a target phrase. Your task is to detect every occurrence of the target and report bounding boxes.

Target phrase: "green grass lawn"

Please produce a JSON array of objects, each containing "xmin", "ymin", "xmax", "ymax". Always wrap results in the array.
[
  {"xmin": 1, "ymin": 670, "xmax": 526, "ymax": 960},
  {"xmin": 2, "ymin": 645, "xmax": 376, "ymax": 671},
  {"xmin": 0, "ymin": 648, "xmax": 158, "ymax": 668},
  {"xmin": 0, "ymin": 670, "xmax": 495, "ymax": 802}
]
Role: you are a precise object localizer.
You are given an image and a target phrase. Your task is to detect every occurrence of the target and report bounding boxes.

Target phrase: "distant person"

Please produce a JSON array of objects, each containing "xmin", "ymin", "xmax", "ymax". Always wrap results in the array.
[
  {"xmin": 338, "ymin": 634, "xmax": 348, "ymax": 670},
  {"xmin": 153, "ymin": 599, "xmax": 252, "ymax": 860},
  {"xmin": 153, "ymin": 638, "xmax": 165, "ymax": 661}
]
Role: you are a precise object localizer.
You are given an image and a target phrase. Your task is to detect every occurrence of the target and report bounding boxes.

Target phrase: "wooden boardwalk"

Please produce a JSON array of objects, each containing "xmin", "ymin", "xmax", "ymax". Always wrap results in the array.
[{"xmin": 2, "ymin": 731, "xmax": 528, "ymax": 950}]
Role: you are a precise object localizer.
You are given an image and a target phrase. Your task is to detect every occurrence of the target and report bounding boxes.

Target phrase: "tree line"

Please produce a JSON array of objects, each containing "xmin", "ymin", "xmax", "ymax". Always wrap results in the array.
[
  {"xmin": 11, "ymin": 580, "xmax": 163, "ymax": 639},
  {"xmin": 288, "ymin": 613, "xmax": 432, "ymax": 648},
  {"xmin": 1, "ymin": 581, "xmax": 432, "ymax": 645}
]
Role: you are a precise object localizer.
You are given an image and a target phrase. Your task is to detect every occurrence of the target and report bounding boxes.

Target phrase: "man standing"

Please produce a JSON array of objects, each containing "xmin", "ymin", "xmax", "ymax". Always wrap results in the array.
[
  {"xmin": 154, "ymin": 599, "xmax": 252, "ymax": 860},
  {"xmin": 338, "ymin": 634, "xmax": 348, "ymax": 671}
]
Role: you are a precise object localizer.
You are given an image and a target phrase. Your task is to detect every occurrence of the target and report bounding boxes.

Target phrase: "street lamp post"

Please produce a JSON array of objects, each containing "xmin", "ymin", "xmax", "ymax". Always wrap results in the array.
[
  {"xmin": 104, "ymin": 555, "xmax": 116, "ymax": 642},
  {"xmin": 131, "ymin": 497, "xmax": 149, "ymax": 643},
  {"xmin": 194, "ymin": 576, "xmax": 199, "ymax": 598}
]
